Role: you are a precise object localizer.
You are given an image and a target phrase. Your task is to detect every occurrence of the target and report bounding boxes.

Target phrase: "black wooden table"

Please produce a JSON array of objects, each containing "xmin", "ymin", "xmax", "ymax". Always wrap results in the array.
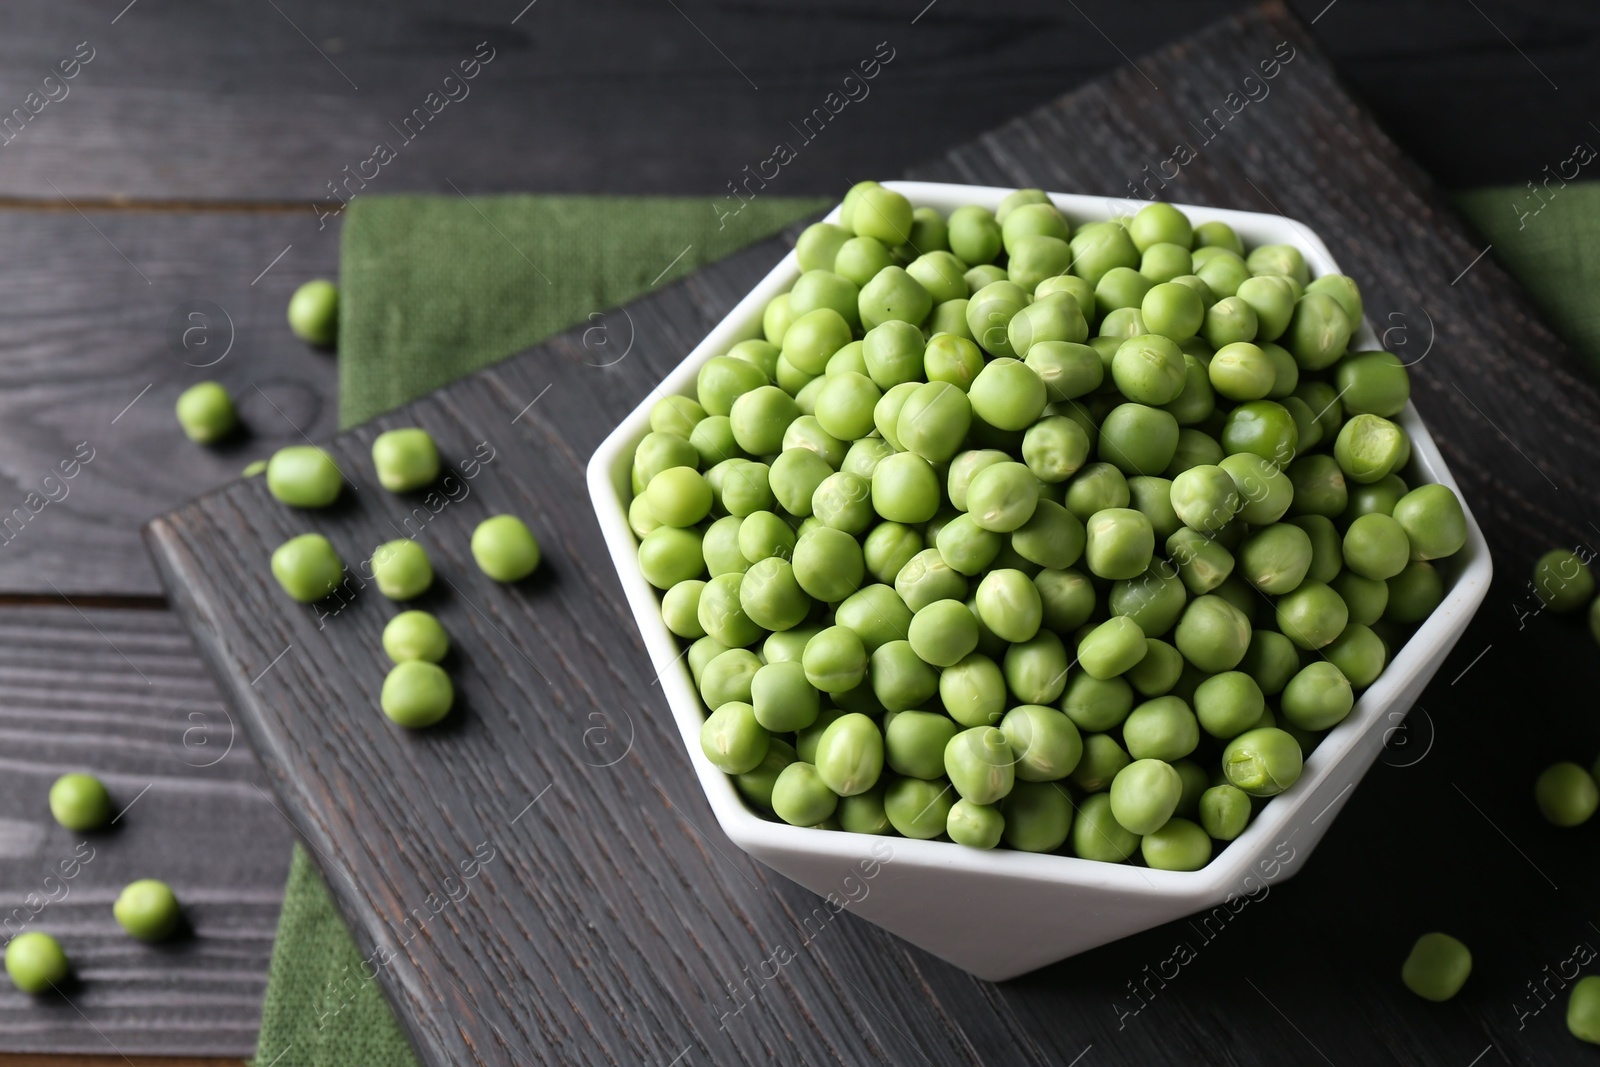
[{"xmin": 0, "ymin": 0, "xmax": 1596, "ymax": 1063}]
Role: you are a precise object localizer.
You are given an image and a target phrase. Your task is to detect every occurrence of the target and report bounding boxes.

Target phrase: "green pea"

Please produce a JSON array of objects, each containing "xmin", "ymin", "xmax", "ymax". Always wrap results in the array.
[
  {"xmin": 966, "ymin": 461, "xmax": 1040, "ymax": 532},
  {"xmin": 923, "ymin": 333, "xmax": 985, "ymax": 392},
  {"xmin": 1064, "ymin": 461, "xmax": 1129, "ymax": 521},
  {"xmin": 1279, "ymin": 661, "xmax": 1354, "ymax": 731},
  {"xmin": 837, "ymin": 783, "xmax": 892, "ymax": 835},
  {"xmin": 790, "ymin": 270, "xmax": 862, "ymax": 332},
  {"xmin": 859, "ymin": 265, "xmax": 932, "ymax": 330},
  {"xmin": 383, "ymin": 610, "xmax": 449, "ymax": 664},
  {"xmin": 895, "ymin": 548, "xmax": 967, "ymax": 612},
  {"xmin": 1535, "ymin": 762, "xmax": 1599, "ymax": 826},
  {"xmin": 471, "ymin": 515, "xmax": 542, "ymax": 582},
  {"xmin": 1198, "ymin": 784, "xmax": 1252, "ymax": 840},
  {"xmin": 880, "ymin": 710, "xmax": 955, "ymax": 780},
  {"xmin": 1170, "ymin": 464, "xmax": 1241, "ymax": 533},
  {"xmin": 871, "ymin": 451, "xmax": 942, "ymax": 525},
  {"xmin": 939, "ymin": 652, "xmax": 1006, "ymax": 728},
  {"xmin": 371, "ymin": 539, "xmax": 433, "ymax": 600},
  {"xmin": 1025, "ymin": 342, "xmax": 1104, "ymax": 403},
  {"xmin": 1001, "ymin": 780, "xmax": 1073, "ymax": 852},
  {"xmin": 1033, "ymin": 569, "xmax": 1093, "ymax": 634},
  {"xmin": 49, "ymin": 773, "xmax": 111, "ymax": 831},
  {"xmin": 1386, "ymin": 560, "xmax": 1444, "ymax": 623},
  {"xmin": 943, "ymin": 726, "xmax": 1015, "ymax": 805},
  {"xmin": 802, "ymin": 625, "xmax": 868, "ymax": 694},
  {"xmin": 175, "ymin": 381, "xmax": 238, "ymax": 444},
  {"xmin": 1141, "ymin": 282, "xmax": 1204, "ymax": 342},
  {"xmin": 1222, "ymin": 727, "xmax": 1303, "ymax": 796},
  {"xmin": 1334, "ymin": 414, "xmax": 1406, "ymax": 484},
  {"xmin": 1111, "ymin": 335, "xmax": 1187, "ymax": 405},
  {"xmin": 905, "ymin": 249, "xmax": 966, "ymax": 304},
  {"xmin": 1284, "ymin": 291, "xmax": 1352, "ymax": 371},
  {"xmin": 906, "ymin": 599, "xmax": 978, "ymax": 668},
  {"xmin": 1332, "ymin": 570, "xmax": 1389, "ymax": 627},
  {"xmin": 1238, "ymin": 629, "xmax": 1300, "ymax": 696},
  {"xmin": 5, "ymin": 932, "xmax": 68, "ymax": 994},
  {"xmin": 1108, "ymin": 565, "xmax": 1187, "ymax": 638},
  {"xmin": 728, "ymin": 340, "xmax": 781, "ymax": 382},
  {"xmin": 947, "ymin": 798, "xmax": 1005, "ymax": 849},
  {"xmin": 1532, "ymin": 548, "xmax": 1595, "ymax": 611},
  {"xmin": 974, "ymin": 568, "xmax": 1043, "ymax": 643},
  {"xmin": 735, "ymin": 738, "xmax": 798, "ymax": 812},
  {"xmin": 1141, "ymin": 817, "xmax": 1211, "ymax": 871},
  {"xmin": 381, "ymin": 661, "xmax": 453, "ymax": 728},
  {"xmin": 852, "ymin": 185, "xmax": 914, "ymax": 245},
  {"xmin": 1235, "ymin": 275, "xmax": 1296, "ymax": 341},
  {"xmin": 1008, "ymin": 294, "xmax": 1089, "ymax": 357},
  {"xmin": 1237, "ymin": 522, "xmax": 1313, "ymax": 595},
  {"xmin": 266, "ymin": 445, "xmax": 343, "ymax": 508},
  {"xmin": 796, "ymin": 222, "xmax": 851, "ymax": 272},
  {"xmin": 1083, "ymin": 508, "xmax": 1155, "ymax": 581},
  {"xmin": 1194, "ymin": 671, "xmax": 1265, "ymax": 739},
  {"xmin": 1124, "ymin": 638, "xmax": 1184, "ymax": 697},
  {"xmin": 1123, "ymin": 697, "xmax": 1199, "ymax": 762},
  {"xmin": 1201, "ymin": 296, "xmax": 1258, "ymax": 349},
  {"xmin": 1071, "ymin": 791, "xmax": 1139, "ymax": 861},
  {"xmin": 371, "ymin": 428, "xmax": 440, "ymax": 493},
  {"xmin": 114, "ymin": 879, "xmax": 182, "ymax": 941},
  {"xmin": 1221, "ymin": 400, "xmax": 1298, "ymax": 464},
  {"xmin": 1276, "ymin": 580, "xmax": 1348, "ymax": 650},
  {"xmin": 772, "ymin": 762, "xmax": 838, "ymax": 826},
  {"xmin": 1098, "ymin": 403, "xmax": 1179, "ymax": 477},
  {"xmin": 271, "ymin": 533, "xmax": 343, "ymax": 603},
  {"xmin": 897, "ymin": 382, "xmax": 972, "ymax": 463},
  {"xmin": 1174, "ymin": 594, "xmax": 1251, "ymax": 673},
  {"xmin": 1196, "ymin": 252, "xmax": 1252, "ymax": 300},
  {"xmin": 1008, "ymin": 234, "xmax": 1074, "ymax": 294},
  {"xmin": 812, "ymin": 713, "xmax": 884, "ymax": 797},
  {"xmin": 1287, "ymin": 454, "xmax": 1348, "ymax": 519},
  {"xmin": 1061, "ymin": 673, "xmax": 1133, "ymax": 734},
  {"xmin": 1570, "ymin": 976, "xmax": 1600, "ymax": 1043},
  {"xmin": 287, "ymin": 278, "xmax": 339, "ymax": 345},
  {"xmin": 948, "ymin": 205, "xmax": 1002, "ymax": 265},
  {"xmin": 1337, "ymin": 350, "xmax": 1409, "ymax": 418},
  {"xmin": 1391, "ymin": 484, "xmax": 1467, "ymax": 562},
  {"xmin": 1218, "ymin": 452, "xmax": 1293, "ymax": 524},
  {"xmin": 970, "ymin": 357, "xmax": 1047, "ymax": 431},
  {"xmin": 1401, "ymin": 932, "xmax": 1471, "ymax": 1002},
  {"xmin": 1077, "ymin": 616, "xmax": 1149, "ymax": 679},
  {"xmin": 1167, "ymin": 527, "xmax": 1235, "ymax": 595},
  {"xmin": 1011, "ymin": 499, "xmax": 1086, "ymax": 570},
  {"xmin": 1141, "ymin": 243, "xmax": 1193, "ymax": 284},
  {"xmin": 883, "ymin": 775, "xmax": 955, "ymax": 838}
]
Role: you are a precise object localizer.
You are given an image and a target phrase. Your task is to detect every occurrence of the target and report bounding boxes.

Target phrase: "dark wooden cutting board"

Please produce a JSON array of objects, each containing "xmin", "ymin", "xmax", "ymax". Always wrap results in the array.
[{"xmin": 145, "ymin": 3, "xmax": 1600, "ymax": 1064}]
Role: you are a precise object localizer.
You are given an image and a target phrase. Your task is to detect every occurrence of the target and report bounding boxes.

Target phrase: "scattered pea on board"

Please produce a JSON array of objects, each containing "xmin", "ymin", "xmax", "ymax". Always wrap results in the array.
[
  {"xmin": 287, "ymin": 279, "xmax": 339, "ymax": 346},
  {"xmin": 1401, "ymin": 932, "xmax": 1471, "ymax": 1002},
  {"xmin": 174, "ymin": 381, "xmax": 237, "ymax": 444},
  {"xmin": 640, "ymin": 185, "xmax": 1475, "ymax": 865},
  {"xmin": 4, "ymin": 932, "xmax": 68, "ymax": 994},
  {"xmin": 114, "ymin": 880, "xmax": 182, "ymax": 942},
  {"xmin": 48, "ymin": 773, "xmax": 111, "ymax": 832}
]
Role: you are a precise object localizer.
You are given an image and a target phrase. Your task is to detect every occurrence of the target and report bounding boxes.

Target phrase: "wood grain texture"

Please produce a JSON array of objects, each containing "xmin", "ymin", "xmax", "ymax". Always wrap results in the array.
[
  {"xmin": 0, "ymin": 209, "xmax": 338, "ymax": 596},
  {"xmin": 0, "ymin": 0, "xmax": 1592, "ymax": 203},
  {"xmin": 0, "ymin": 607, "xmax": 289, "ymax": 1058},
  {"xmin": 146, "ymin": 4, "xmax": 1600, "ymax": 1066}
]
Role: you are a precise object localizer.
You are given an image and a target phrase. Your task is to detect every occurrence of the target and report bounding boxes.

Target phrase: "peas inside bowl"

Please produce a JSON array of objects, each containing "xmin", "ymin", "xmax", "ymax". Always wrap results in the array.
[{"xmin": 588, "ymin": 181, "xmax": 1491, "ymax": 979}]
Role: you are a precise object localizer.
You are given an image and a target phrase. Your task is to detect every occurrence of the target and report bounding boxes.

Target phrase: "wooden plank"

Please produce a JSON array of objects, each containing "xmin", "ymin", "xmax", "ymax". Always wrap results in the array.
[
  {"xmin": 0, "ymin": 209, "xmax": 338, "ymax": 596},
  {"xmin": 0, "ymin": 0, "xmax": 1590, "ymax": 203},
  {"xmin": 0, "ymin": 606, "xmax": 289, "ymax": 1058},
  {"xmin": 145, "ymin": 4, "xmax": 1600, "ymax": 1066}
]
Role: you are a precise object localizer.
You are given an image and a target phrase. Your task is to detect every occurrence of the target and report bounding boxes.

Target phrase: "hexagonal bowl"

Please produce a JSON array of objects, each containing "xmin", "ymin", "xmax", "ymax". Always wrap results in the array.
[{"xmin": 585, "ymin": 181, "xmax": 1492, "ymax": 980}]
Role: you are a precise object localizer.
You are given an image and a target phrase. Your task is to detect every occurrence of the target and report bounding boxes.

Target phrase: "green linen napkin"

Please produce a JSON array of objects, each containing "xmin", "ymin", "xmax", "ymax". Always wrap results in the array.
[
  {"xmin": 255, "ymin": 193, "xmax": 828, "ymax": 1067},
  {"xmin": 257, "ymin": 184, "xmax": 1600, "ymax": 1066}
]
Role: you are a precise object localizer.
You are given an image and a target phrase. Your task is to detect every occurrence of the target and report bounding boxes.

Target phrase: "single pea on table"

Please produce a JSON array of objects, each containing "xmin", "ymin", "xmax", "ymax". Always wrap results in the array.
[{"xmin": 628, "ymin": 182, "xmax": 1474, "ymax": 868}]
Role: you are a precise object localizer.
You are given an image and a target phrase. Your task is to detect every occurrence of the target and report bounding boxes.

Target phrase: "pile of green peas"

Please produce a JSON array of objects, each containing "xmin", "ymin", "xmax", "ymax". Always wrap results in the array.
[{"xmin": 630, "ymin": 182, "xmax": 1468, "ymax": 869}]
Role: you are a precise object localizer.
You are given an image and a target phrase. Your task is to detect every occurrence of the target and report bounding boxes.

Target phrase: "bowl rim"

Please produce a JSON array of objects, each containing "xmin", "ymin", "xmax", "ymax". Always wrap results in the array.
[{"xmin": 586, "ymin": 179, "xmax": 1493, "ymax": 895}]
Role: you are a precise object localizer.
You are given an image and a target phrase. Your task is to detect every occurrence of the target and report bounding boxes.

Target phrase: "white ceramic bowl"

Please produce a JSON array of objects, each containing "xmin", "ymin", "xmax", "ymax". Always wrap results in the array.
[{"xmin": 586, "ymin": 181, "xmax": 1492, "ymax": 980}]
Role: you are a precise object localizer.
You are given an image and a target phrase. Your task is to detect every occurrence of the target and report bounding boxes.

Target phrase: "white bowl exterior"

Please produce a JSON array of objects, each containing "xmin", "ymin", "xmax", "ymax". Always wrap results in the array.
[{"xmin": 587, "ymin": 182, "xmax": 1492, "ymax": 979}]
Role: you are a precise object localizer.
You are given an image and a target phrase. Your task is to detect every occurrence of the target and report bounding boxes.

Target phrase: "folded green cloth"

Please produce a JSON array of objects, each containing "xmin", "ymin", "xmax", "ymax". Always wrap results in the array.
[
  {"xmin": 257, "ymin": 183, "xmax": 1599, "ymax": 1066},
  {"xmin": 255, "ymin": 193, "xmax": 828, "ymax": 1067}
]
